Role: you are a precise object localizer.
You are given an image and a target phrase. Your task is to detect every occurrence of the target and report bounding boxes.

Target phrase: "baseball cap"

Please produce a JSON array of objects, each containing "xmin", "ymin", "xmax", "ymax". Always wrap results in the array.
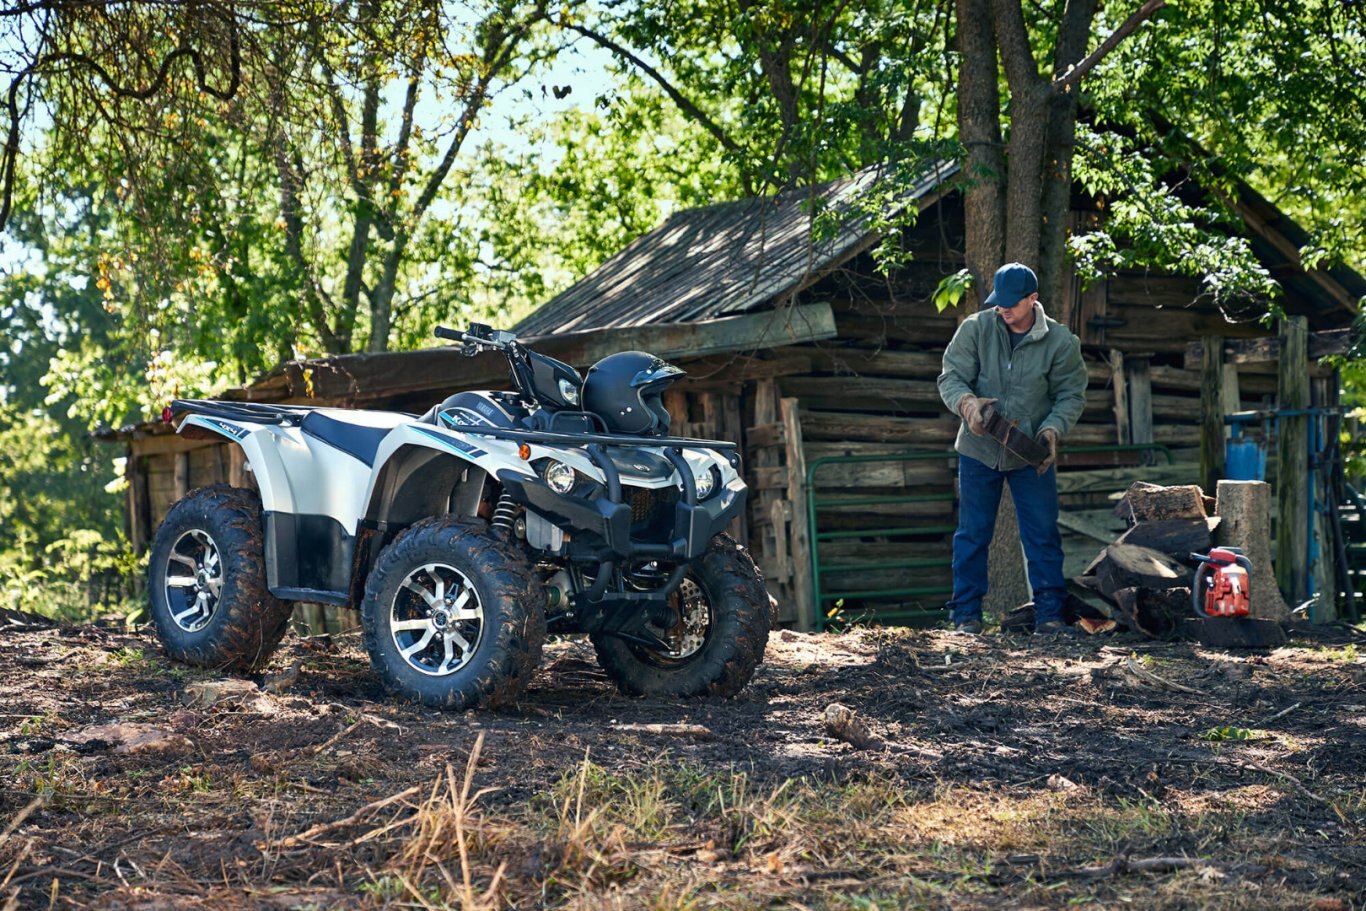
[{"xmin": 983, "ymin": 262, "xmax": 1038, "ymax": 309}]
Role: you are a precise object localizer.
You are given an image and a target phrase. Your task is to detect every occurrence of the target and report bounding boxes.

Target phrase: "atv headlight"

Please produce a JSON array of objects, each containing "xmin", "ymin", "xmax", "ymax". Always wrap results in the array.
[
  {"xmin": 543, "ymin": 459, "xmax": 577, "ymax": 495},
  {"xmin": 558, "ymin": 378, "xmax": 580, "ymax": 405},
  {"xmin": 695, "ymin": 466, "xmax": 719, "ymax": 499}
]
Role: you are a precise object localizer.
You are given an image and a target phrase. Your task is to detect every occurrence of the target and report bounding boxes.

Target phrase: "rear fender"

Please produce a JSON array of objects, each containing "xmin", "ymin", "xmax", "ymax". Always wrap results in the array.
[{"xmin": 177, "ymin": 415, "xmax": 296, "ymax": 514}]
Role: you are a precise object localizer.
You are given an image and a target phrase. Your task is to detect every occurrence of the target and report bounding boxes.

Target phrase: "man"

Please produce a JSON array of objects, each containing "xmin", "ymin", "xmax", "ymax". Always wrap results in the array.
[{"xmin": 936, "ymin": 262, "xmax": 1088, "ymax": 635}]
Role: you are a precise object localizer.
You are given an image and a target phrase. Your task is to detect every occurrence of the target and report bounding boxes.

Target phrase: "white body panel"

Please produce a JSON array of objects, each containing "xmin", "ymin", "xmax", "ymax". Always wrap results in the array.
[{"xmin": 181, "ymin": 408, "xmax": 741, "ymax": 531}]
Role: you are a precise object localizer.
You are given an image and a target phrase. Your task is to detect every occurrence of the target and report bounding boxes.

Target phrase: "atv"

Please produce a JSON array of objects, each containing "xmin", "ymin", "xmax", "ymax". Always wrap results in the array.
[{"xmin": 148, "ymin": 323, "xmax": 770, "ymax": 709}]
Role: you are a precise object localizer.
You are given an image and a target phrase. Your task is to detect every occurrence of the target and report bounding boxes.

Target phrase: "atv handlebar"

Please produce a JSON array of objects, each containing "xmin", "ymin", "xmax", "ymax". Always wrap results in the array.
[{"xmin": 434, "ymin": 323, "xmax": 520, "ymax": 357}]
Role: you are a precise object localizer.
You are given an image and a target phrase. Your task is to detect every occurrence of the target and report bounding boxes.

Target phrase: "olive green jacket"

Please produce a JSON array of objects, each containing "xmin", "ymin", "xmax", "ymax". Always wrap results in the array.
[{"xmin": 936, "ymin": 303, "xmax": 1088, "ymax": 471}]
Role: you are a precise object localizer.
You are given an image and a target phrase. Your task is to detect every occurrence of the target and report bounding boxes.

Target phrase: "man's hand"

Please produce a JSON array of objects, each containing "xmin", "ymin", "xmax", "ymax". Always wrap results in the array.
[
  {"xmin": 956, "ymin": 394, "xmax": 998, "ymax": 436},
  {"xmin": 1036, "ymin": 427, "xmax": 1059, "ymax": 475}
]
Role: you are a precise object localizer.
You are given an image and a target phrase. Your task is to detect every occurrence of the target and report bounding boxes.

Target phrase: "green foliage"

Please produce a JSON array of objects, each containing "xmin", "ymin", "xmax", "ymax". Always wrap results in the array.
[{"xmin": 933, "ymin": 268, "xmax": 974, "ymax": 313}]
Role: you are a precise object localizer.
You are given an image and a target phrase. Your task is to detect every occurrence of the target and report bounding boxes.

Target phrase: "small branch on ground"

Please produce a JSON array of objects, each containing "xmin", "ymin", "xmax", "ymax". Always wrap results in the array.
[{"xmin": 612, "ymin": 723, "xmax": 714, "ymax": 739}]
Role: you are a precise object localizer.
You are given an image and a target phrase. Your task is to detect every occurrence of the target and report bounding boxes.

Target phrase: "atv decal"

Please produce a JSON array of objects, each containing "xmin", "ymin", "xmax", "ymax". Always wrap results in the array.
[
  {"xmin": 206, "ymin": 418, "xmax": 249, "ymax": 440},
  {"xmin": 411, "ymin": 424, "xmax": 486, "ymax": 458}
]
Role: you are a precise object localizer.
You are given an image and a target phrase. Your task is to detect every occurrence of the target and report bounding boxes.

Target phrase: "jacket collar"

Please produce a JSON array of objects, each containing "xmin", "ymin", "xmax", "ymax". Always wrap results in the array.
[{"xmin": 988, "ymin": 302, "xmax": 1050, "ymax": 342}]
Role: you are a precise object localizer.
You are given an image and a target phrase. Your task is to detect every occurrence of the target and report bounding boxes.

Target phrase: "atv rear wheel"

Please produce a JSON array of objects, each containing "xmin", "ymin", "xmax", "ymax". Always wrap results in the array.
[
  {"xmin": 148, "ymin": 485, "xmax": 294, "ymax": 672},
  {"xmin": 591, "ymin": 534, "xmax": 770, "ymax": 697},
  {"xmin": 361, "ymin": 518, "xmax": 545, "ymax": 710}
]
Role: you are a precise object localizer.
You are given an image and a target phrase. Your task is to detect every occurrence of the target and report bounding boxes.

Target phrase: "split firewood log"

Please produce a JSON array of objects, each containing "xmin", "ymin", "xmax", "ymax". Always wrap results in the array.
[{"xmin": 1113, "ymin": 482, "xmax": 1208, "ymax": 524}]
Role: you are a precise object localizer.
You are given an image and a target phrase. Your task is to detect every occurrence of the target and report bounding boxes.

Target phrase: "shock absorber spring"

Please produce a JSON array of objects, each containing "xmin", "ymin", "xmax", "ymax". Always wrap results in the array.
[{"xmin": 490, "ymin": 490, "xmax": 518, "ymax": 537}]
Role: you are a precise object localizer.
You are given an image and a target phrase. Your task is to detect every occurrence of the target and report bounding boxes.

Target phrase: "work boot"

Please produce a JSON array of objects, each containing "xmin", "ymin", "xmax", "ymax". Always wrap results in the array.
[{"xmin": 953, "ymin": 618, "xmax": 983, "ymax": 634}]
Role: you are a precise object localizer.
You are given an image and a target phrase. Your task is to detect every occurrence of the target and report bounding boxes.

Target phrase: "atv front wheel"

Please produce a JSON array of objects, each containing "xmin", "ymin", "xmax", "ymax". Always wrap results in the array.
[
  {"xmin": 148, "ymin": 485, "xmax": 294, "ymax": 672},
  {"xmin": 591, "ymin": 534, "xmax": 770, "ymax": 697},
  {"xmin": 360, "ymin": 518, "xmax": 545, "ymax": 710}
]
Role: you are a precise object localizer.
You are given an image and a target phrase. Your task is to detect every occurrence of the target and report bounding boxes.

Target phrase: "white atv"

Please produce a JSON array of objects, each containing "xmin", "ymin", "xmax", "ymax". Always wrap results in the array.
[{"xmin": 147, "ymin": 324, "xmax": 769, "ymax": 709}]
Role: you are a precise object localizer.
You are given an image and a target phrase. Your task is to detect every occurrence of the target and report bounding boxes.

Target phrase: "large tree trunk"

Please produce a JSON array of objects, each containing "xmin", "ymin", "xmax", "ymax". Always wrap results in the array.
[{"xmin": 956, "ymin": 0, "xmax": 1006, "ymax": 304}]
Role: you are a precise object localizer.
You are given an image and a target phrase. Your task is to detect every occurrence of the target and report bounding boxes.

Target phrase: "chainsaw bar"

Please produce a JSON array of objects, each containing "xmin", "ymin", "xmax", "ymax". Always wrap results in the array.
[{"xmin": 981, "ymin": 405, "xmax": 1050, "ymax": 466}]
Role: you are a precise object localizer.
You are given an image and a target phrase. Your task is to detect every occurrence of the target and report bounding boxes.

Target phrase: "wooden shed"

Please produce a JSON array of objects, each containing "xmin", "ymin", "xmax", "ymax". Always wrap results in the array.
[{"xmin": 105, "ymin": 160, "xmax": 1363, "ymax": 627}]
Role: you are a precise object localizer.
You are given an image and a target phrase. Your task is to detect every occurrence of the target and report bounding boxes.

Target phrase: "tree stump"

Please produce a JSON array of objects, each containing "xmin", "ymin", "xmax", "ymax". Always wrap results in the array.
[
  {"xmin": 984, "ymin": 486, "xmax": 1031, "ymax": 619},
  {"xmin": 1214, "ymin": 480, "xmax": 1290, "ymax": 621}
]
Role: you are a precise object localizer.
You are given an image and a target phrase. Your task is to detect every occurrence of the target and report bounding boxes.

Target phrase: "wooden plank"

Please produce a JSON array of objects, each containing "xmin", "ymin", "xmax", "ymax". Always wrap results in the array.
[
  {"xmin": 781, "ymin": 398, "xmax": 815, "ymax": 631},
  {"xmin": 778, "ymin": 376, "xmax": 944, "ymax": 412},
  {"xmin": 1057, "ymin": 510, "xmax": 1122, "ymax": 544},
  {"xmin": 1276, "ymin": 316, "xmax": 1310, "ymax": 607},
  {"xmin": 1125, "ymin": 357, "xmax": 1153, "ymax": 448},
  {"xmin": 1110, "ymin": 350, "xmax": 1129, "ymax": 445},
  {"xmin": 1200, "ymin": 335, "xmax": 1225, "ymax": 495},
  {"xmin": 722, "ymin": 391, "xmax": 748, "ymax": 545}
]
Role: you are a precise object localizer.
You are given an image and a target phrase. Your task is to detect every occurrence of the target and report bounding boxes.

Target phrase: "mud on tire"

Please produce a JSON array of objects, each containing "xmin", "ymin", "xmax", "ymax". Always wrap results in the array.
[
  {"xmin": 148, "ymin": 485, "xmax": 294, "ymax": 672},
  {"xmin": 360, "ymin": 517, "xmax": 545, "ymax": 710},
  {"xmin": 591, "ymin": 533, "xmax": 770, "ymax": 698}
]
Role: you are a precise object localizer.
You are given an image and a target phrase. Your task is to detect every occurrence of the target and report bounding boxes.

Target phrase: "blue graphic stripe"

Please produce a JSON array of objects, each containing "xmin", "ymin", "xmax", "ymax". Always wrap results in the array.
[{"xmin": 412, "ymin": 425, "xmax": 486, "ymax": 459}]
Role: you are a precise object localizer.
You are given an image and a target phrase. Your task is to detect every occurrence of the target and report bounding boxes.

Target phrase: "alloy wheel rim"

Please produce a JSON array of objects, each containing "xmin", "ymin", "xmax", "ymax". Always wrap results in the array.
[
  {"xmin": 164, "ymin": 529, "xmax": 222, "ymax": 633},
  {"xmin": 389, "ymin": 563, "xmax": 486, "ymax": 677}
]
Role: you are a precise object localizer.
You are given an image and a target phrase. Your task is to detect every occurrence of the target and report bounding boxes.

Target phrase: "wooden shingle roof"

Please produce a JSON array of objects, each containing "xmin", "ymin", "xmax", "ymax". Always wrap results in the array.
[{"xmin": 515, "ymin": 160, "xmax": 959, "ymax": 335}]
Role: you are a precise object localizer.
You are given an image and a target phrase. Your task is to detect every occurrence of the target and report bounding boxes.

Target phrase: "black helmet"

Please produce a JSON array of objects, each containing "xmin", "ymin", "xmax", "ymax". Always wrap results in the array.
[{"xmin": 582, "ymin": 351, "xmax": 684, "ymax": 435}]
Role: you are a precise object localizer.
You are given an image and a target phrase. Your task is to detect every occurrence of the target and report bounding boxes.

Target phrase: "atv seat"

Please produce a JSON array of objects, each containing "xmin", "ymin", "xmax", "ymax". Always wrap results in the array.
[{"xmin": 300, "ymin": 411, "xmax": 393, "ymax": 466}]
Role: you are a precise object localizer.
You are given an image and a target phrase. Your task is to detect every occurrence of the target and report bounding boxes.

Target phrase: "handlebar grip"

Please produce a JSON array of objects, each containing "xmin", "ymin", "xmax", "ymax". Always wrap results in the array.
[{"xmin": 434, "ymin": 326, "xmax": 463, "ymax": 341}]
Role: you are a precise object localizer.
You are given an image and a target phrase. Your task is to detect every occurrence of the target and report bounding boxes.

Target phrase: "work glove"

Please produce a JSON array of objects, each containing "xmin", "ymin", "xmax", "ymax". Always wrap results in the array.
[
  {"xmin": 955, "ymin": 394, "xmax": 997, "ymax": 437},
  {"xmin": 1036, "ymin": 427, "xmax": 1059, "ymax": 475}
]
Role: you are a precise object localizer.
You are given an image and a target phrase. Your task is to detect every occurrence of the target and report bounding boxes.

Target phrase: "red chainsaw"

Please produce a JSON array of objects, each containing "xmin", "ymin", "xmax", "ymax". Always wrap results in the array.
[{"xmin": 1190, "ymin": 547, "xmax": 1253, "ymax": 618}]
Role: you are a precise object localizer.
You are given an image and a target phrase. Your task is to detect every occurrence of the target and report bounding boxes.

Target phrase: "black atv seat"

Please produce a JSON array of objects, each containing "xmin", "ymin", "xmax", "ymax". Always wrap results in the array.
[{"xmin": 300, "ymin": 411, "xmax": 393, "ymax": 466}]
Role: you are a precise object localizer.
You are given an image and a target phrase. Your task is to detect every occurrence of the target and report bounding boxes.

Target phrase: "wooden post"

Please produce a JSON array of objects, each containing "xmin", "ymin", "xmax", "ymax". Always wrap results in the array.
[
  {"xmin": 174, "ymin": 452, "xmax": 190, "ymax": 499},
  {"xmin": 721, "ymin": 391, "xmax": 748, "ymax": 545},
  {"xmin": 1110, "ymin": 350, "xmax": 1130, "ymax": 445},
  {"xmin": 751, "ymin": 379, "xmax": 790, "ymax": 620},
  {"xmin": 1200, "ymin": 336, "xmax": 1225, "ymax": 495},
  {"xmin": 780, "ymin": 398, "xmax": 815, "ymax": 631},
  {"xmin": 1220, "ymin": 363, "xmax": 1241, "ymax": 423},
  {"xmin": 228, "ymin": 445, "xmax": 247, "ymax": 489},
  {"xmin": 1312, "ymin": 374, "xmax": 1338, "ymax": 621},
  {"xmin": 1276, "ymin": 316, "xmax": 1309, "ymax": 610}
]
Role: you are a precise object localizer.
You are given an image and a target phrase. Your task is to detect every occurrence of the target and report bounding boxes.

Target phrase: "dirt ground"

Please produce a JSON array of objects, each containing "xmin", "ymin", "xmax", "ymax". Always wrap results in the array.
[{"xmin": 1, "ymin": 612, "xmax": 1363, "ymax": 910}]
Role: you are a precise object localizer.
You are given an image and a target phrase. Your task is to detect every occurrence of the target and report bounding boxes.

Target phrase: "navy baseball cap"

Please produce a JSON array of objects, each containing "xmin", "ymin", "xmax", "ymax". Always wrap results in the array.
[{"xmin": 983, "ymin": 262, "xmax": 1038, "ymax": 309}]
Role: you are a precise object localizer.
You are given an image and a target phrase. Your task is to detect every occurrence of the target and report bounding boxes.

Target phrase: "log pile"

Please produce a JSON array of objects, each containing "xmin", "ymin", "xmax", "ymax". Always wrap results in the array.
[{"xmin": 1072, "ymin": 481, "xmax": 1287, "ymax": 645}]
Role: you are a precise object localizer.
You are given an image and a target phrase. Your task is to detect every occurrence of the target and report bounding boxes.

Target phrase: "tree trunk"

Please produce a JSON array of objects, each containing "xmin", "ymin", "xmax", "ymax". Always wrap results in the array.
[{"xmin": 956, "ymin": 0, "xmax": 1006, "ymax": 303}]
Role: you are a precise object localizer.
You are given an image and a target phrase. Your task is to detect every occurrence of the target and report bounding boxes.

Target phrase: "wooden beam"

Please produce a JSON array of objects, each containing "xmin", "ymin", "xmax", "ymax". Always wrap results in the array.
[
  {"xmin": 1276, "ymin": 316, "xmax": 1310, "ymax": 608},
  {"xmin": 1200, "ymin": 336, "xmax": 1225, "ymax": 495},
  {"xmin": 1227, "ymin": 196, "xmax": 1357, "ymax": 315},
  {"xmin": 1183, "ymin": 329, "xmax": 1351, "ymax": 369},
  {"xmin": 239, "ymin": 303, "xmax": 840, "ymax": 405}
]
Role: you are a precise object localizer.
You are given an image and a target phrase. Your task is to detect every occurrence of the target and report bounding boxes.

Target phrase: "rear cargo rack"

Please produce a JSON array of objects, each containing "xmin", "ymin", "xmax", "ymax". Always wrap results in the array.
[{"xmin": 171, "ymin": 399, "xmax": 317, "ymax": 426}]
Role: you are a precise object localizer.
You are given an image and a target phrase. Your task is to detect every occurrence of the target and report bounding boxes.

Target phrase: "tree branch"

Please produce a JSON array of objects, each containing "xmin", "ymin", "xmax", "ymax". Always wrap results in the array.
[
  {"xmin": 565, "ymin": 22, "xmax": 747, "ymax": 158},
  {"xmin": 991, "ymin": 0, "xmax": 1043, "ymax": 95},
  {"xmin": 1051, "ymin": 0, "xmax": 1165, "ymax": 93}
]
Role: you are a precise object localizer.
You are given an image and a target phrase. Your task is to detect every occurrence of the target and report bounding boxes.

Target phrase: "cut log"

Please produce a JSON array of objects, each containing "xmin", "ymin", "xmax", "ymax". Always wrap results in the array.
[
  {"xmin": 1178, "ymin": 617, "xmax": 1288, "ymax": 649},
  {"xmin": 1113, "ymin": 482, "xmax": 1208, "ymax": 523},
  {"xmin": 1214, "ymin": 480, "xmax": 1291, "ymax": 621},
  {"xmin": 1111, "ymin": 586, "xmax": 1193, "ymax": 639},
  {"xmin": 1093, "ymin": 544, "xmax": 1189, "ymax": 596},
  {"xmin": 1114, "ymin": 518, "xmax": 1221, "ymax": 561}
]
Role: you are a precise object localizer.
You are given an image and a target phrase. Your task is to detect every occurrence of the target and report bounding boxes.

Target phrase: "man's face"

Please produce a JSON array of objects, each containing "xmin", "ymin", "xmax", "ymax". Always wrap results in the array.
[{"xmin": 995, "ymin": 293, "xmax": 1036, "ymax": 329}]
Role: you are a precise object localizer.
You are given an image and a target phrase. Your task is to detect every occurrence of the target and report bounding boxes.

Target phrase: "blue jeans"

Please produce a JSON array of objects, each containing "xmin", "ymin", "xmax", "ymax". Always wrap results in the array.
[{"xmin": 947, "ymin": 455, "xmax": 1066, "ymax": 627}]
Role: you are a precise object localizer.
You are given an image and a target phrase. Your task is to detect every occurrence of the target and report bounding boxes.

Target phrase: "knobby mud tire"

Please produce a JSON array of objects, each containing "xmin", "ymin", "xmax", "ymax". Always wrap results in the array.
[
  {"xmin": 148, "ymin": 485, "xmax": 294, "ymax": 672},
  {"xmin": 591, "ymin": 533, "xmax": 770, "ymax": 698},
  {"xmin": 360, "ymin": 518, "xmax": 545, "ymax": 710}
]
